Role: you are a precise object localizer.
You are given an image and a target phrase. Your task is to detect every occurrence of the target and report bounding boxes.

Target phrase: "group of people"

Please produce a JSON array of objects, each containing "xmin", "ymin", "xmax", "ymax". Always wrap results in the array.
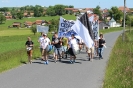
[{"xmin": 25, "ymin": 32, "xmax": 106, "ymax": 64}]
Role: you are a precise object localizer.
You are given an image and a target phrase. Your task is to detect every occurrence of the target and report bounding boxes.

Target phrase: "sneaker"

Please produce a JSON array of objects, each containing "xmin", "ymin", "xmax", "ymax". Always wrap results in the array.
[
  {"xmin": 91, "ymin": 59, "xmax": 93, "ymax": 62},
  {"xmin": 88, "ymin": 58, "xmax": 90, "ymax": 61},
  {"xmin": 73, "ymin": 60, "xmax": 75, "ymax": 63},
  {"xmin": 44, "ymin": 61, "xmax": 47, "ymax": 64},
  {"xmin": 70, "ymin": 60, "xmax": 73, "ymax": 64},
  {"xmin": 46, "ymin": 60, "xmax": 49, "ymax": 65},
  {"xmin": 55, "ymin": 60, "xmax": 57, "ymax": 63},
  {"xmin": 59, "ymin": 58, "xmax": 61, "ymax": 62},
  {"xmin": 65, "ymin": 54, "xmax": 67, "ymax": 59}
]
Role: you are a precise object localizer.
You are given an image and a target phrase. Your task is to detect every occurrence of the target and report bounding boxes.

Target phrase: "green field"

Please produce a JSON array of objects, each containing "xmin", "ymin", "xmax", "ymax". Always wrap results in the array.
[{"xmin": 103, "ymin": 31, "xmax": 133, "ymax": 88}]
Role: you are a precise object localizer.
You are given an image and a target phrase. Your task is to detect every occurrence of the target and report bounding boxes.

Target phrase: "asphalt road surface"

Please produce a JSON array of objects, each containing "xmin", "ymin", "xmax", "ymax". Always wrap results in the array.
[{"xmin": 0, "ymin": 31, "xmax": 122, "ymax": 88}]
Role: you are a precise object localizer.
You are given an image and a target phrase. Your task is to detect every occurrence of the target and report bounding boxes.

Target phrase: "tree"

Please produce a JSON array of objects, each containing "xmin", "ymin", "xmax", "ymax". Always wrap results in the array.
[
  {"xmin": 31, "ymin": 26, "xmax": 37, "ymax": 35},
  {"xmin": 46, "ymin": 6, "xmax": 56, "ymax": 16},
  {"xmin": 109, "ymin": 6, "xmax": 123, "ymax": 22},
  {"xmin": 54, "ymin": 5, "xmax": 66, "ymax": 15},
  {"xmin": 93, "ymin": 5, "xmax": 103, "ymax": 20},
  {"xmin": 0, "ymin": 14, "xmax": 6, "ymax": 24},
  {"xmin": 17, "ymin": 11, "xmax": 23, "ymax": 19}
]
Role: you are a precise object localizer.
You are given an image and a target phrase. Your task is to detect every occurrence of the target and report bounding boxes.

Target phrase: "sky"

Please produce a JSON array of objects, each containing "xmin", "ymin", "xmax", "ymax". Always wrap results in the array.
[{"xmin": 0, "ymin": 0, "xmax": 132, "ymax": 9}]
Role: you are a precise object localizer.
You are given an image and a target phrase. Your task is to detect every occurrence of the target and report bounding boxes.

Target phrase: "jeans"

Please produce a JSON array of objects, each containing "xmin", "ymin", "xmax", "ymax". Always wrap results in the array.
[
  {"xmin": 54, "ymin": 47, "xmax": 62, "ymax": 56},
  {"xmin": 98, "ymin": 47, "xmax": 104, "ymax": 58}
]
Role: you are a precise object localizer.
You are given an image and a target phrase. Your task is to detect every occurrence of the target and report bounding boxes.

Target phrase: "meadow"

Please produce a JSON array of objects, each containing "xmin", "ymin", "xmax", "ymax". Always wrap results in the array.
[{"xmin": 103, "ymin": 30, "xmax": 133, "ymax": 88}]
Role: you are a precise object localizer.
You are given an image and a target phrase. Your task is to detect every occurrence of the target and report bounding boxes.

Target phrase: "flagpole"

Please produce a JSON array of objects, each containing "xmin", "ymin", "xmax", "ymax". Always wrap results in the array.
[{"xmin": 123, "ymin": 0, "xmax": 126, "ymax": 41}]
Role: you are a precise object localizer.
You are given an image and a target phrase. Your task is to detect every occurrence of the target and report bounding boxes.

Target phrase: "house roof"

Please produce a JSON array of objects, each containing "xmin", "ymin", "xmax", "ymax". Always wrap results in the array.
[
  {"xmin": 118, "ymin": 6, "xmax": 130, "ymax": 12},
  {"xmin": 5, "ymin": 16, "xmax": 12, "ymax": 19},
  {"xmin": 72, "ymin": 10, "xmax": 79, "ymax": 12},
  {"xmin": 65, "ymin": 8, "xmax": 75, "ymax": 10},
  {"xmin": 110, "ymin": 18, "xmax": 116, "ymax": 22},
  {"xmin": 30, "ymin": 13, "xmax": 34, "ymax": 16},
  {"xmin": 25, "ymin": 21, "xmax": 33, "ymax": 26},
  {"xmin": 12, "ymin": 22, "xmax": 21, "ymax": 26},
  {"xmin": 36, "ymin": 20, "xmax": 42, "ymax": 25},
  {"xmin": 85, "ymin": 8, "xmax": 93, "ymax": 11},
  {"xmin": 79, "ymin": 10, "xmax": 87, "ymax": 13}
]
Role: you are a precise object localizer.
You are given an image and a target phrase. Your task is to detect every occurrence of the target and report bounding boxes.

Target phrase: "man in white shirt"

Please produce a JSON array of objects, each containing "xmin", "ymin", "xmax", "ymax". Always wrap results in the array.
[
  {"xmin": 38, "ymin": 32, "xmax": 44, "ymax": 60},
  {"xmin": 41, "ymin": 34, "xmax": 51, "ymax": 65}
]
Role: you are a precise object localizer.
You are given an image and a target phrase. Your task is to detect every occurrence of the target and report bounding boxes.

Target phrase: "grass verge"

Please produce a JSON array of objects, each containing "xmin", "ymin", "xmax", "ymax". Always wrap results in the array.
[
  {"xmin": 103, "ymin": 31, "xmax": 133, "ymax": 88},
  {"xmin": 100, "ymin": 27, "xmax": 123, "ymax": 34}
]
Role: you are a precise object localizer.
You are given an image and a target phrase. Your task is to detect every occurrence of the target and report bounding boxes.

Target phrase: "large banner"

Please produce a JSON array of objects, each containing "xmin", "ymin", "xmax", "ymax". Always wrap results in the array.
[
  {"xmin": 37, "ymin": 25, "xmax": 49, "ymax": 33},
  {"xmin": 58, "ymin": 17, "xmax": 78, "ymax": 37},
  {"xmin": 89, "ymin": 15, "xmax": 99, "ymax": 40}
]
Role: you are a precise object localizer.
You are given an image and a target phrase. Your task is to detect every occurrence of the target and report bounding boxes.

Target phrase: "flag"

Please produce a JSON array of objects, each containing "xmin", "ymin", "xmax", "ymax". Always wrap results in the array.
[
  {"xmin": 71, "ymin": 12, "xmax": 94, "ymax": 48},
  {"xmin": 58, "ymin": 17, "xmax": 78, "ymax": 37}
]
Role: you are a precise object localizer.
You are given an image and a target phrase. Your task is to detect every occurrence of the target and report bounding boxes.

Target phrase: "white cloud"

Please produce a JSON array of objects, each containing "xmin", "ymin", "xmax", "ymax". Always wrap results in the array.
[{"xmin": 1, "ymin": 0, "xmax": 10, "ymax": 3}]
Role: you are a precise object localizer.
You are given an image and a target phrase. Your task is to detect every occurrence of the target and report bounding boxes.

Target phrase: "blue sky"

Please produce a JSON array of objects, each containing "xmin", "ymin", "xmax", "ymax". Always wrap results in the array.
[{"xmin": 0, "ymin": 0, "xmax": 132, "ymax": 9}]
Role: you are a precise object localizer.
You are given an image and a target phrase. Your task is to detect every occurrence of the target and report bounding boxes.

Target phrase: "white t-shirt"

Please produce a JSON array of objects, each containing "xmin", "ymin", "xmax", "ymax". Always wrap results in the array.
[
  {"xmin": 42, "ymin": 38, "xmax": 50, "ymax": 49},
  {"xmin": 38, "ymin": 36, "xmax": 44, "ymax": 48},
  {"xmin": 69, "ymin": 38, "xmax": 78, "ymax": 48}
]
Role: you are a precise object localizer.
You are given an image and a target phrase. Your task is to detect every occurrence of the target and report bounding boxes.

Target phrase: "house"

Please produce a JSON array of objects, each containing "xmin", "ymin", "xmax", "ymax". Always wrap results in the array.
[
  {"xmin": 108, "ymin": 18, "xmax": 121, "ymax": 27},
  {"xmin": 5, "ymin": 16, "xmax": 12, "ymax": 20},
  {"xmin": 85, "ymin": 8, "xmax": 93, "ymax": 14},
  {"xmin": 79, "ymin": 10, "xmax": 88, "ymax": 14},
  {"xmin": 24, "ymin": 21, "xmax": 33, "ymax": 28},
  {"xmin": 118, "ymin": 6, "xmax": 130, "ymax": 12},
  {"xmin": 65, "ymin": 8, "xmax": 75, "ymax": 14},
  {"xmin": 12, "ymin": 22, "xmax": 21, "ymax": 27},
  {"xmin": 99, "ymin": 21, "xmax": 110, "ymax": 29},
  {"xmin": 35, "ymin": 20, "xmax": 43, "ymax": 25},
  {"xmin": 5, "ymin": 12, "xmax": 11, "ymax": 16},
  {"xmin": 23, "ymin": 12, "xmax": 34, "ymax": 17},
  {"xmin": 109, "ymin": 18, "xmax": 116, "ymax": 27}
]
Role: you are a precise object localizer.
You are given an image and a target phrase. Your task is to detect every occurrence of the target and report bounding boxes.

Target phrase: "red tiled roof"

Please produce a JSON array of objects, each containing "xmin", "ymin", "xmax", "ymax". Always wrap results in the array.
[
  {"xmin": 72, "ymin": 10, "xmax": 79, "ymax": 12},
  {"xmin": 25, "ymin": 21, "xmax": 33, "ymax": 26},
  {"xmin": 36, "ymin": 20, "xmax": 42, "ymax": 25},
  {"xmin": 5, "ymin": 16, "xmax": 12, "ymax": 19},
  {"xmin": 65, "ymin": 8, "xmax": 75, "ymax": 10},
  {"xmin": 85, "ymin": 8, "xmax": 93, "ymax": 11},
  {"xmin": 118, "ymin": 6, "xmax": 130, "ymax": 11}
]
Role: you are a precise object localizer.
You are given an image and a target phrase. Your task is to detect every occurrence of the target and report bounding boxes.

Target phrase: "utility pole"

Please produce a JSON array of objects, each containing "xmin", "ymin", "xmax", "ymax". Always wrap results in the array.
[{"xmin": 123, "ymin": 0, "xmax": 126, "ymax": 41}]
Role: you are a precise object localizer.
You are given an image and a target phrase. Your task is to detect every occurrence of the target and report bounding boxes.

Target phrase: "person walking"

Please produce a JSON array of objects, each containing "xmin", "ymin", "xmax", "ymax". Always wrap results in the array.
[
  {"xmin": 38, "ymin": 32, "xmax": 44, "ymax": 60},
  {"xmin": 25, "ymin": 37, "xmax": 34, "ymax": 64},
  {"xmin": 99, "ymin": 34, "xmax": 106, "ymax": 59},
  {"xmin": 41, "ymin": 34, "xmax": 51, "ymax": 65},
  {"xmin": 68, "ymin": 34, "xmax": 79, "ymax": 63},
  {"xmin": 52, "ymin": 33, "xmax": 62, "ymax": 63},
  {"xmin": 61, "ymin": 36, "xmax": 68, "ymax": 59},
  {"xmin": 86, "ymin": 44, "xmax": 94, "ymax": 62}
]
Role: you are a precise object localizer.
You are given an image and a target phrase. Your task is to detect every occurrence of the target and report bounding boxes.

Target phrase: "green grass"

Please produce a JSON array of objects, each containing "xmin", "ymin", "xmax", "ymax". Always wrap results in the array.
[
  {"xmin": 0, "ymin": 33, "xmax": 52, "ymax": 73},
  {"xmin": 100, "ymin": 27, "xmax": 123, "ymax": 34},
  {"xmin": 103, "ymin": 31, "xmax": 133, "ymax": 88},
  {"xmin": 0, "ymin": 14, "xmax": 76, "ymax": 30}
]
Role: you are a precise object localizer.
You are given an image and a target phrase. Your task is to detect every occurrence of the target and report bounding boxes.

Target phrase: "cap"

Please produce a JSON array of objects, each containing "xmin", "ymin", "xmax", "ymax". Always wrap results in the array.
[{"xmin": 43, "ymin": 34, "xmax": 47, "ymax": 36}]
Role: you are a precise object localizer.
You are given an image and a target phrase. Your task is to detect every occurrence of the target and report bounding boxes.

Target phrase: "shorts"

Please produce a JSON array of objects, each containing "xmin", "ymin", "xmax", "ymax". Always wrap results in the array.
[
  {"xmin": 62, "ymin": 46, "xmax": 67, "ymax": 52},
  {"xmin": 42, "ymin": 49, "xmax": 48, "ymax": 56},
  {"xmin": 54, "ymin": 47, "xmax": 62, "ymax": 56},
  {"xmin": 68, "ymin": 48, "xmax": 75, "ymax": 56},
  {"xmin": 87, "ymin": 47, "xmax": 94, "ymax": 53},
  {"xmin": 27, "ymin": 50, "xmax": 33, "ymax": 56}
]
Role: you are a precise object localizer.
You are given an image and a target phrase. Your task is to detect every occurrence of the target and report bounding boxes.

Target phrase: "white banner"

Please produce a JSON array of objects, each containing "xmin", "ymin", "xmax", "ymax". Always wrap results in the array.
[
  {"xmin": 37, "ymin": 25, "xmax": 49, "ymax": 33},
  {"xmin": 89, "ymin": 15, "xmax": 99, "ymax": 40},
  {"xmin": 58, "ymin": 17, "xmax": 78, "ymax": 37}
]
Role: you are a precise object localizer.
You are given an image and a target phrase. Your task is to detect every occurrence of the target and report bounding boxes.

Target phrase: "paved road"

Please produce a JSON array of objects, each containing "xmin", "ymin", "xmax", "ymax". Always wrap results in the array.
[{"xmin": 0, "ymin": 31, "xmax": 122, "ymax": 88}]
